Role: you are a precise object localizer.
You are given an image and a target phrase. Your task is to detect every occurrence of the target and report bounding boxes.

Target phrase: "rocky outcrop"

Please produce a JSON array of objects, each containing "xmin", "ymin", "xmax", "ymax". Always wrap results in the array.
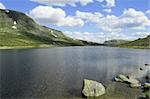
[{"xmin": 82, "ymin": 79, "xmax": 106, "ymax": 97}]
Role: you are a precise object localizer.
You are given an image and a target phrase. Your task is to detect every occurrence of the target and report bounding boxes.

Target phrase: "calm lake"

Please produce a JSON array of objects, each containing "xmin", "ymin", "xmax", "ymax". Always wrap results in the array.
[{"xmin": 0, "ymin": 46, "xmax": 150, "ymax": 99}]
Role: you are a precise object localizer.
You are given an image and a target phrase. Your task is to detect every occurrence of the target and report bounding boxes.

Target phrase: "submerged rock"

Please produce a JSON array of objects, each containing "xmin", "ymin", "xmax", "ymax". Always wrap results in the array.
[
  {"xmin": 114, "ymin": 74, "xmax": 141, "ymax": 88},
  {"xmin": 140, "ymin": 68, "xmax": 143, "ymax": 70},
  {"xmin": 130, "ymin": 83, "xmax": 141, "ymax": 88},
  {"xmin": 82, "ymin": 79, "xmax": 106, "ymax": 97},
  {"xmin": 144, "ymin": 83, "xmax": 150, "ymax": 88},
  {"xmin": 114, "ymin": 74, "xmax": 129, "ymax": 83},
  {"xmin": 145, "ymin": 64, "xmax": 150, "ymax": 66}
]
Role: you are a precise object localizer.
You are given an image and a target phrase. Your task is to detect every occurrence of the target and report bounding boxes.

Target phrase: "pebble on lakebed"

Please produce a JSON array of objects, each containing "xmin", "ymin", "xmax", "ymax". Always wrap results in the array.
[{"xmin": 82, "ymin": 79, "xmax": 106, "ymax": 97}]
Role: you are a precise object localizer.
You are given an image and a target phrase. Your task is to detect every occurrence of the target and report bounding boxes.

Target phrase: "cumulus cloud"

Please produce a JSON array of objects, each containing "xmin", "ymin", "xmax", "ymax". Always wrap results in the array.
[
  {"xmin": 97, "ymin": 0, "xmax": 115, "ymax": 8},
  {"xmin": 30, "ymin": 0, "xmax": 93, "ymax": 7},
  {"xmin": 135, "ymin": 32, "xmax": 150, "ymax": 37},
  {"xmin": 0, "ymin": 2, "xmax": 6, "ymax": 9},
  {"xmin": 75, "ymin": 8, "xmax": 150, "ymax": 32},
  {"xmin": 29, "ymin": 6, "xmax": 84, "ymax": 27},
  {"xmin": 105, "ymin": 0, "xmax": 115, "ymax": 8},
  {"xmin": 103, "ymin": 8, "xmax": 112, "ymax": 13},
  {"xmin": 97, "ymin": 8, "xmax": 150, "ymax": 32},
  {"xmin": 76, "ymin": 10, "xmax": 103, "ymax": 23},
  {"xmin": 64, "ymin": 31, "xmax": 129, "ymax": 43},
  {"xmin": 64, "ymin": 31, "xmax": 106, "ymax": 43},
  {"xmin": 145, "ymin": 10, "xmax": 150, "ymax": 14}
]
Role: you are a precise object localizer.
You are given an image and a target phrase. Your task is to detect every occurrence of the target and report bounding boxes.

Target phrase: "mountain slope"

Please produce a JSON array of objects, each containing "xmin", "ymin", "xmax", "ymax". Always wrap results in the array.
[
  {"xmin": 0, "ymin": 9, "xmax": 84, "ymax": 48},
  {"xmin": 119, "ymin": 35, "xmax": 150, "ymax": 48},
  {"xmin": 104, "ymin": 39, "xmax": 129, "ymax": 46}
]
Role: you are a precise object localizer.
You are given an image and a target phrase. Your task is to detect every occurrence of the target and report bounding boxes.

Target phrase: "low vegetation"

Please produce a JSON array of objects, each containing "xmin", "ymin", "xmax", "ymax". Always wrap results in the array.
[
  {"xmin": 0, "ymin": 9, "xmax": 90, "ymax": 49},
  {"xmin": 118, "ymin": 35, "xmax": 150, "ymax": 49}
]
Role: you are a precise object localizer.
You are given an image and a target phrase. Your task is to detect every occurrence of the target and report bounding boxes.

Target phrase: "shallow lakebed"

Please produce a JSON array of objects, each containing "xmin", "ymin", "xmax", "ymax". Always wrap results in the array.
[{"xmin": 0, "ymin": 46, "xmax": 150, "ymax": 99}]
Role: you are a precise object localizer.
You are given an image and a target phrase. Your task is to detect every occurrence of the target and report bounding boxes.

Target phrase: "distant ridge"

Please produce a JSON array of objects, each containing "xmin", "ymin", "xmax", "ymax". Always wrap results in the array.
[{"xmin": 104, "ymin": 39, "xmax": 129, "ymax": 46}]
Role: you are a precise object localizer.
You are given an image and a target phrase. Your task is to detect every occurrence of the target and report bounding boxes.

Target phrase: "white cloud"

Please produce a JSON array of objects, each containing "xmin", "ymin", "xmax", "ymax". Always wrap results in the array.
[
  {"xmin": 30, "ymin": 0, "xmax": 93, "ymax": 7},
  {"xmin": 97, "ymin": 0, "xmax": 115, "ymax": 8},
  {"xmin": 103, "ymin": 8, "xmax": 112, "ymax": 13},
  {"xmin": 0, "ymin": 2, "xmax": 6, "ymax": 9},
  {"xmin": 29, "ymin": 6, "xmax": 84, "ymax": 27},
  {"xmin": 97, "ymin": 15, "xmax": 122, "ymax": 32},
  {"xmin": 75, "ymin": 8, "xmax": 150, "ymax": 32},
  {"xmin": 105, "ymin": 0, "xmax": 115, "ymax": 8},
  {"xmin": 76, "ymin": 10, "xmax": 103, "ymax": 23},
  {"xmin": 56, "ymin": 16, "xmax": 84, "ymax": 27},
  {"xmin": 134, "ymin": 32, "xmax": 150, "ymax": 37},
  {"xmin": 80, "ymin": 0, "xmax": 94, "ymax": 6},
  {"xmin": 64, "ymin": 31, "xmax": 129, "ymax": 43},
  {"xmin": 145, "ymin": 10, "xmax": 150, "ymax": 14},
  {"xmin": 64, "ymin": 31, "xmax": 105, "ymax": 43},
  {"xmin": 97, "ymin": 8, "xmax": 150, "ymax": 32}
]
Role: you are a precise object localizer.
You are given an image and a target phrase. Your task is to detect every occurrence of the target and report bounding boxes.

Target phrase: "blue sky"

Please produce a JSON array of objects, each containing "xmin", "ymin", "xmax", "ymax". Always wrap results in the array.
[{"xmin": 0, "ymin": 0, "xmax": 150, "ymax": 42}]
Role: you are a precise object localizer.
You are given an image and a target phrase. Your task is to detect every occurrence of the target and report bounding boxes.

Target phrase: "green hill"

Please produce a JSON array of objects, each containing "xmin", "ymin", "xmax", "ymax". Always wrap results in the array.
[
  {"xmin": 119, "ymin": 35, "xmax": 150, "ymax": 49},
  {"xmin": 0, "ymin": 9, "xmax": 85, "ymax": 49}
]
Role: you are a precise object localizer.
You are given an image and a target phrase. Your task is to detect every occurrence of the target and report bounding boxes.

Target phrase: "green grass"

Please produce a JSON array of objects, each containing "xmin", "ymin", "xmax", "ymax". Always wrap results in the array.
[
  {"xmin": 0, "ymin": 9, "xmax": 85, "ymax": 49},
  {"xmin": 118, "ymin": 35, "xmax": 150, "ymax": 49}
]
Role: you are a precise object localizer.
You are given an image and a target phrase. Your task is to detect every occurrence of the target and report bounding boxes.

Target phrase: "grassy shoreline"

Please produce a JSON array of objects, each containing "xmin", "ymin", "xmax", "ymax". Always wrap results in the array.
[
  {"xmin": 0, "ymin": 45, "xmax": 149, "ymax": 50},
  {"xmin": 118, "ymin": 46, "xmax": 150, "ymax": 49},
  {"xmin": 0, "ymin": 44, "xmax": 55, "ymax": 50}
]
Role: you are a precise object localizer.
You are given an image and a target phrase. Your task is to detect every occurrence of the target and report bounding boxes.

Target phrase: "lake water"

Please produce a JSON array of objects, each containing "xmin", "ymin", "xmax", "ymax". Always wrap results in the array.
[{"xmin": 0, "ymin": 46, "xmax": 150, "ymax": 99}]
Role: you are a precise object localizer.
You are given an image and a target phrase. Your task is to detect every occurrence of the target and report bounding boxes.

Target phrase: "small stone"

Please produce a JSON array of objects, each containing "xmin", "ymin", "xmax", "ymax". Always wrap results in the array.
[
  {"xmin": 12, "ymin": 26, "xmax": 17, "ymax": 29},
  {"xmin": 6, "ymin": 10, "xmax": 9, "ymax": 13},
  {"xmin": 14, "ymin": 21, "xmax": 17, "ymax": 25},
  {"xmin": 140, "ymin": 68, "xmax": 143, "ymax": 70}
]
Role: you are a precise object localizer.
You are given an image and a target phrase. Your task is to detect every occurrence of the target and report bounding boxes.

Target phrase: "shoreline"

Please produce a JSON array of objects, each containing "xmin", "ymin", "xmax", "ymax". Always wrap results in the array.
[
  {"xmin": 0, "ymin": 45, "xmax": 149, "ymax": 50},
  {"xmin": 0, "ymin": 45, "xmax": 55, "ymax": 50}
]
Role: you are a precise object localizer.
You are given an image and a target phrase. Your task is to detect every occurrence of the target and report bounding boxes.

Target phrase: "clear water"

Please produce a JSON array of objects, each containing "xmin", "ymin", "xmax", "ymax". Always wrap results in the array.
[{"xmin": 0, "ymin": 46, "xmax": 150, "ymax": 99}]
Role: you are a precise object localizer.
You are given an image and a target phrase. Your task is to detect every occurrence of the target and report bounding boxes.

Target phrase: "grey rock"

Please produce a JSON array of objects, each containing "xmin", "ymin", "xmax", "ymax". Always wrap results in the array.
[
  {"xmin": 144, "ymin": 82, "xmax": 150, "ymax": 88},
  {"xmin": 82, "ymin": 79, "xmax": 106, "ymax": 97},
  {"xmin": 115, "ymin": 74, "xmax": 141, "ymax": 88}
]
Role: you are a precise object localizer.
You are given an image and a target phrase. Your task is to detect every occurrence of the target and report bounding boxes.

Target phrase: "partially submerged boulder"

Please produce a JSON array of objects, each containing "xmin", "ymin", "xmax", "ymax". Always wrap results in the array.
[
  {"xmin": 114, "ymin": 74, "xmax": 129, "ymax": 82},
  {"xmin": 114, "ymin": 74, "xmax": 141, "ymax": 88},
  {"xmin": 82, "ymin": 79, "xmax": 106, "ymax": 97},
  {"xmin": 145, "ymin": 64, "xmax": 150, "ymax": 66},
  {"xmin": 144, "ymin": 82, "xmax": 150, "ymax": 88},
  {"xmin": 130, "ymin": 83, "xmax": 141, "ymax": 88}
]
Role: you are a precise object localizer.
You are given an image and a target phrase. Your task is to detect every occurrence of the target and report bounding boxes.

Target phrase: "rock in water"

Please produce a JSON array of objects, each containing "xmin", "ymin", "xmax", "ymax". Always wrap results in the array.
[
  {"xmin": 145, "ymin": 64, "xmax": 150, "ymax": 66},
  {"xmin": 130, "ymin": 83, "xmax": 141, "ymax": 88},
  {"xmin": 114, "ymin": 74, "xmax": 141, "ymax": 88},
  {"xmin": 115, "ymin": 74, "xmax": 129, "ymax": 82},
  {"xmin": 82, "ymin": 79, "xmax": 105, "ymax": 97},
  {"xmin": 144, "ymin": 83, "xmax": 150, "ymax": 88}
]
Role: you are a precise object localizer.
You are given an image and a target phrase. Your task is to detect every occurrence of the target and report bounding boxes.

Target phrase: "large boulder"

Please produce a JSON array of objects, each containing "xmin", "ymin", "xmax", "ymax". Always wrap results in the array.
[
  {"xmin": 114, "ymin": 74, "xmax": 141, "ymax": 88},
  {"xmin": 82, "ymin": 79, "xmax": 106, "ymax": 97}
]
